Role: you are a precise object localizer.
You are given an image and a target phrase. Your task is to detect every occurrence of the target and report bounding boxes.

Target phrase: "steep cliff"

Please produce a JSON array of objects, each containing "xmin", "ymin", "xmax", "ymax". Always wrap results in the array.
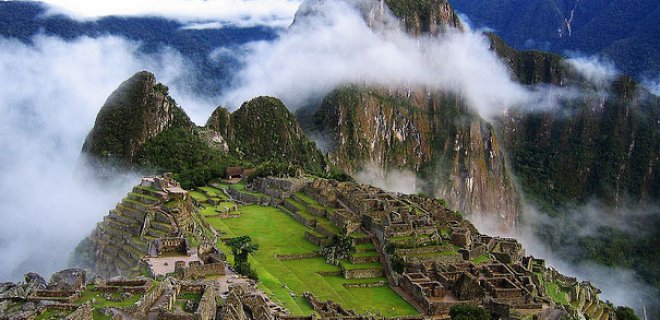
[
  {"xmin": 312, "ymin": 86, "xmax": 519, "ymax": 228},
  {"xmin": 299, "ymin": 0, "xmax": 520, "ymax": 227},
  {"xmin": 81, "ymin": 71, "xmax": 192, "ymax": 166}
]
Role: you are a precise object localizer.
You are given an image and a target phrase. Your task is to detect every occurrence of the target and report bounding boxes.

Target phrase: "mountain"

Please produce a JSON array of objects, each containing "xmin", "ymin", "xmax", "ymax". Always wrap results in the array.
[
  {"xmin": 81, "ymin": 71, "xmax": 326, "ymax": 188},
  {"xmin": 309, "ymin": 86, "xmax": 521, "ymax": 229},
  {"xmin": 292, "ymin": 0, "xmax": 658, "ymax": 313},
  {"xmin": 73, "ymin": 0, "xmax": 657, "ymax": 315},
  {"xmin": 449, "ymin": 0, "xmax": 660, "ymax": 79}
]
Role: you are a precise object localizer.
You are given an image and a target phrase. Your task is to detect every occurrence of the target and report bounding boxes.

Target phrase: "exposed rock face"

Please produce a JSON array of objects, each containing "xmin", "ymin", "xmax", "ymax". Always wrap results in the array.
[
  {"xmin": 384, "ymin": 0, "xmax": 463, "ymax": 35},
  {"xmin": 296, "ymin": 0, "xmax": 519, "ymax": 226},
  {"xmin": 312, "ymin": 86, "xmax": 520, "ymax": 227},
  {"xmin": 48, "ymin": 269, "xmax": 86, "ymax": 291},
  {"xmin": 82, "ymin": 71, "xmax": 192, "ymax": 167}
]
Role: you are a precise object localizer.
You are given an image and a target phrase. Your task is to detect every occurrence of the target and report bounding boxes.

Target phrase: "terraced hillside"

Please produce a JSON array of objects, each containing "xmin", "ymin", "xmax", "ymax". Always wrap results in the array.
[
  {"xmin": 74, "ymin": 175, "xmax": 196, "ymax": 278},
  {"xmin": 198, "ymin": 182, "xmax": 417, "ymax": 317},
  {"xmin": 187, "ymin": 176, "xmax": 620, "ymax": 319}
]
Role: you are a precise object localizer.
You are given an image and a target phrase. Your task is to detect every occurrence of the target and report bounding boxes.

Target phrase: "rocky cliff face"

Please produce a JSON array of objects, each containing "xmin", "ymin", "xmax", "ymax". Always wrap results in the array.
[
  {"xmin": 488, "ymin": 33, "xmax": 659, "ymax": 208},
  {"xmin": 81, "ymin": 71, "xmax": 192, "ymax": 167},
  {"xmin": 300, "ymin": 0, "xmax": 520, "ymax": 227},
  {"xmin": 311, "ymin": 85, "xmax": 519, "ymax": 228},
  {"xmin": 384, "ymin": 0, "xmax": 463, "ymax": 35}
]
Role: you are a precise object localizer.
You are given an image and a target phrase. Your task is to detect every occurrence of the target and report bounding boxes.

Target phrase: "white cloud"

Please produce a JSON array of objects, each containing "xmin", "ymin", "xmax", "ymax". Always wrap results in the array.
[
  {"xmin": 33, "ymin": 0, "xmax": 302, "ymax": 28},
  {"xmin": 642, "ymin": 78, "xmax": 660, "ymax": 96},
  {"xmin": 222, "ymin": 0, "xmax": 572, "ymax": 119},
  {"xmin": 354, "ymin": 163, "xmax": 419, "ymax": 195},
  {"xmin": 566, "ymin": 55, "xmax": 619, "ymax": 85},
  {"xmin": 0, "ymin": 35, "xmax": 212, "ymax": 281}
]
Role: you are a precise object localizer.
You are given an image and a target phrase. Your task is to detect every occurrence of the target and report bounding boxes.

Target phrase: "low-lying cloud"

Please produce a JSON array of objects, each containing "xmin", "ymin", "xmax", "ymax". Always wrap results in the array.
[
  {"xmin": 470, "ymin": 203, "xmax": 659, "ymax": 317},
  {"xmin": 565, "ymin": 55, "xmax": 619, "ymax": 86},
  {"xmin": 222, "ymin": 0, "xmax": 575, "ymax": 119},
  {"xmin": 0, "ymin": 34, "xmax": 212, "ymax": 281},
  {"xmin": 353, "ymin": 163, "xmax": 420, "ymax": 195},
  {"xmin": 32, "ymin": 0, "xmax": 303, "ymax": 28}
]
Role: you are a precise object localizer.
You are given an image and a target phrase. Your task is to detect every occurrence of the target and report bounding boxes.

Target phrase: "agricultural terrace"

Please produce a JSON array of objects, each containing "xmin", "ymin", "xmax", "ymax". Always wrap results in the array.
[{"xmin": 204, "ymin": 202, "xmax": 418, "ymax": 317}]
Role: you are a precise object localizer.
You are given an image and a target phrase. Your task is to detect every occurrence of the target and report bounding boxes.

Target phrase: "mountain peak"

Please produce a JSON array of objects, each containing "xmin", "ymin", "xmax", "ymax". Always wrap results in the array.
[{"xmin": 81, "ymin": 71, "xmax": 190, "ymax": 168}]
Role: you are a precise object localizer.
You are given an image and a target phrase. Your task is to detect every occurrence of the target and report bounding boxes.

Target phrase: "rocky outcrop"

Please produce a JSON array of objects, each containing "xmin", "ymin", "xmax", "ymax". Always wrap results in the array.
[
  {"xmin": 298, "ymin": 1, "xmax": 519, "ymax": 226},
  {"xmin": 311, "ymin": 85, "xmax": 520, "ymax": 228},
  {"xmin": 384, "ymin": 0, "xmax": 463, "ymax": 35},
  {"xmin": 81, "ymin": 71, "xmax": 193, "ymax": 167}
]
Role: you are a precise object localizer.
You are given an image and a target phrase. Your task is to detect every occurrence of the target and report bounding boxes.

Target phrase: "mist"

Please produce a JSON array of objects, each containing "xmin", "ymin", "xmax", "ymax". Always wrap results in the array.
[
  {"xmin": 0, "ymin": 34, "xmax": 213, "ymax": 281},
  {"xmin": 222, "ymin": 0, "xmax": 578, "ymax": 119},
  {"xmin": 353, "ymin": 163, "xmax": 419, "ymax": 195},
  {"xmin": 34, "ymin": 0, "xmax": 303, "ymax": 28},
  {"xmin": 470, "ymin": 203, "xmax": 659, "ymax": 317}
]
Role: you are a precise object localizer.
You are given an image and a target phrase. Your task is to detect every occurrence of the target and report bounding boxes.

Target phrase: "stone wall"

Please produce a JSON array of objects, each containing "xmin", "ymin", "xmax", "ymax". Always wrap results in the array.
[
  {"xmin": 194, "ymin": 285, "xmax": 217, "ymax": 320},
  {"xmin": 304, "ymin": 231, "xmax": 331, "ymax": 247},
  {"xmin": 182, "ymin": 262, "xmax": 226, "ymax": 280},
  {"xmin": 275, "ymin": 253, "xmax": 321, "ymax": 261},
  {"xmin": 127, "ymin": 279, "xmax": 170, "ymax": 316},
  {"xmin": 343, "ymin": 268, "xmax": 383, "ymax": 279},
  {"xmin": 63, "ymin": 303, "xmax": 92, "ymax": 320}
]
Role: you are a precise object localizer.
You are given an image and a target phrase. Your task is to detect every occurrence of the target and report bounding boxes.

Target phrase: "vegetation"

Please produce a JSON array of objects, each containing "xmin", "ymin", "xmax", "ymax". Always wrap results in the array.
[
  {"xmin": 226, "ymin": 235, "xmax": 259, "ymax": 280},
  {"xmin": 321, "ymin": 234, "xmax": 354, "ymax": 265},
  {"xmin": 449, "ymin": 304, "xmax": 489, "ymax": 320},
  {"xmin": 205, "ymin": 205, "xmax": 417, "ymax": 317},
  {"xmin": 615, "ymin": 306, "xmax": 640, "ymax": 320}
]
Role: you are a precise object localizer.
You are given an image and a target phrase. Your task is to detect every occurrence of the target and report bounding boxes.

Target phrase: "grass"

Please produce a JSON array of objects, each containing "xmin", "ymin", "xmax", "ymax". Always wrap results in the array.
[
  {"xmin": 339, "ymin": 260, "xmax": 382, "ymax": 271},
  {"xmin": 190, "ymin": 191, "xmax": 208, "ymax": 202},
  {"xmin": 294, "ymin": 192, "xmax": 327, "ymax": 211},
  {"xmin": 205, "ymin": 205, "xmax": 417, "ymax": 317},
  {"xmin": 545, "ymin": 281, "xmax": 569, "ymax": 305},
  {"xmin": 471, "ymin": 253, "xmax": 490, "ymax": 264},
  {"xmin": 199, "ymin": 186, "xmax": 227, "ymax": 199}
]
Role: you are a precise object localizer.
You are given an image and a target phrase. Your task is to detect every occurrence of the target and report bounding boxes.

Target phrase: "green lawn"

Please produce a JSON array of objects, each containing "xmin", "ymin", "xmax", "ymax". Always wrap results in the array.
[
  {"xmin": 199, "ymin": 186, "xmax": 228, "ymax": 200},
  {"xmin": 189, "ymin": 191, "xmax": 208, "ymax": 202},
  {"xmin": 205, "ymin": 205, "xmax": 417, "ymax": 317},
  {"xmin": 471, "ymin": 253, "xmax": 490, "ymax": 264}
]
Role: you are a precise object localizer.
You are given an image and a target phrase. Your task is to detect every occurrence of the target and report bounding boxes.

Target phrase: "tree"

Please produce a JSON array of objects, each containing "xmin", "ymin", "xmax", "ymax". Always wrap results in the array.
[
  {"xmin": 449, "ymin": 304, "xmax": 489, "ymax": 320},
  {"xmin": 615, "ymin": 307, "xmax": 639, "ymax": 320},
  {"xmin": 226, "ymin": 236, "xmax": 259, "ymax": 280},
  {"xmin": 320, "ymin": 234, "xmax": 353, "ymax": 265}
]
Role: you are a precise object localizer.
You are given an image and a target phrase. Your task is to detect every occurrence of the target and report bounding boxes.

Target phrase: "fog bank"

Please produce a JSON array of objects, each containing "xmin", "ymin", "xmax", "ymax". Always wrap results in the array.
[{"xmin": 0, "ymin": 35, "xmax": 212, "ymax": 281}]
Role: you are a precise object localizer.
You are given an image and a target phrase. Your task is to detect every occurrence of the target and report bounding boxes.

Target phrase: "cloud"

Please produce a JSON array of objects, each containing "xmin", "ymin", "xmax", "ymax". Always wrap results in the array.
[
  {"xmin": 642, "ymin": 78, "xmax": 660, "ymax": 96},
  {"xmin": 353, "ymin": 163, "xmax": 420, "ymax": 195},
  {"xmin": 222, "ymin": 0, "xmax": 573, "ymax": 119},
  {"xmin": 31, "ymin": 0, "xmax": 302, "ymax": 28},
  {"xmin": 565, "ymin": 55, "xmax": 619, "ymax": 85},
  {"xmin": 469, "ymin": 204, "xmax": 659, "ymax": 317},
  {"xmin": 0, "ymin": 34, "xmax": 212, "ymax": 281}
]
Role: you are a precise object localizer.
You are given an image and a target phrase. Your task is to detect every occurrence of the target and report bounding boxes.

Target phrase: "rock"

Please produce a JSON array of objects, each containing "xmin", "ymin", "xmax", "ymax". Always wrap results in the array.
[
  {"xmin": 24, "ymin": 272, "xmax": 47, "ymax": 289},
  {"xmin": 184, "ymin": 299, "xmax": 196, "ymax": 312},
  {"xmin": 48, "ymin": 269, "xmax": 86, "ymax": 291},
  {"xmin": 0, "ymin": 282, "xmax": 16, "ymax": 294},
  {"xmin": 120, "ymin": 292, "xmax": 133, "ymax": 301},
  {"xmin": 20, "ymin": 302, "xmax": 35, "ymax": 312}
]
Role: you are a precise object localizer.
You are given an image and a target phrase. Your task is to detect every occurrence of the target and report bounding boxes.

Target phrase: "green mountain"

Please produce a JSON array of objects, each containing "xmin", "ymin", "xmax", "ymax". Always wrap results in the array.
[{"xmin": 81, "ymin": 72, "xmax": 326, "ymax": 188}]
